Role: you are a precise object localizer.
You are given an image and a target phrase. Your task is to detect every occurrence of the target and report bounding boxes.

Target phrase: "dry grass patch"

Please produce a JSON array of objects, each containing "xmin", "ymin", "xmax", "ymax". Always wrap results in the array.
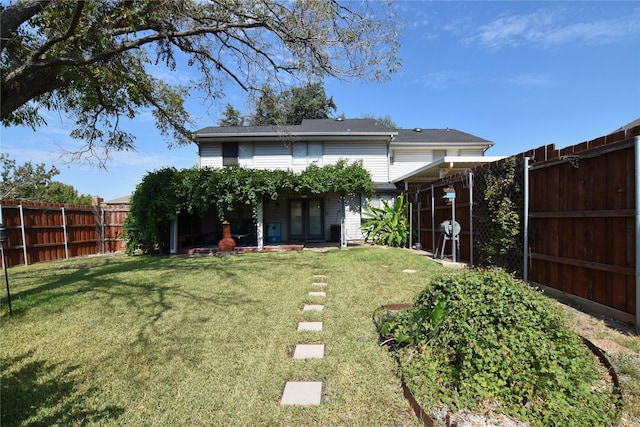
[{"xmin": 1, "ymin": 248, "xmax": 441, "ymax": 426}]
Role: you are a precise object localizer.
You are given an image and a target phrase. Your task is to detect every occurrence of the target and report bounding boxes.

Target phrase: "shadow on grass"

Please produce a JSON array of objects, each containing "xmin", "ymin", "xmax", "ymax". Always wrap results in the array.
[
  {"xmin": 1, "ymin": 351, "xmax": 124, "ymax": 426},
  {"xmin": 5, "ymin": 254, "xmax": 265, "ymax": 314}
]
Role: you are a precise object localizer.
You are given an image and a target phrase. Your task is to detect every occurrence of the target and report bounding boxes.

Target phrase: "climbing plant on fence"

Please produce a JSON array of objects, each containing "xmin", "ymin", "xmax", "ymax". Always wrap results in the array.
[
  {"xmin": 473, "ymin": 157, "xmax": 525, "ymax": 276},
  {"xmin": 124, "ymin": 160, "xmax": 374, "ymax": 253}
]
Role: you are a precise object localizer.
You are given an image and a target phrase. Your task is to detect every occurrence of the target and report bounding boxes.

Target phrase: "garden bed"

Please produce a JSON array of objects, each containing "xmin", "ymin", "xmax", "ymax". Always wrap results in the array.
[{"xmin": 373, "ymin": 269, "xmax": 624, "ymax": 427}]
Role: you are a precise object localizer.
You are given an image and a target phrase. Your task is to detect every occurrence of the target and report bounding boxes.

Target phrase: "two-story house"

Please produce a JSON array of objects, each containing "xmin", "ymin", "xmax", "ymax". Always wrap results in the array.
[{"xmin": 193, "ymin": 118, "xmax": 500, "ymax": 251}]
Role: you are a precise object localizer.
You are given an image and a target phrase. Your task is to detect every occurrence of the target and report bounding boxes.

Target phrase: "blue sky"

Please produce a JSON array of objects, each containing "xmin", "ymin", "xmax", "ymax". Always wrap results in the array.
[{"xmin": 1, "ymin": 1, "xmax": 639, "ymax": 201}]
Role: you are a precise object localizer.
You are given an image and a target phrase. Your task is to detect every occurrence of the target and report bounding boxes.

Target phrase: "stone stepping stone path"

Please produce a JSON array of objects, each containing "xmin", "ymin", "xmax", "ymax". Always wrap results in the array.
[
  {"xmin": 292, "ymin": 344, "xmax": 325, "ymax": 359},
  {"xmin": 280, "ymin": 381, "xmax": 323, "ymax": 406},
  {"xmin": 297, "ymin": 321, "xmax": 323, "ymax": 332},
  {"xmin": 280, "ymin": 274, "xmax": 328, "ymax": 407}
]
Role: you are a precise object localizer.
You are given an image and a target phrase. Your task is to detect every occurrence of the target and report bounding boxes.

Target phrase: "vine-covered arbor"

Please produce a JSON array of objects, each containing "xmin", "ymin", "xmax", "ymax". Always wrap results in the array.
[{"xmin": 124, "ymin": 161, "xmax": 374, "ymax": 254}]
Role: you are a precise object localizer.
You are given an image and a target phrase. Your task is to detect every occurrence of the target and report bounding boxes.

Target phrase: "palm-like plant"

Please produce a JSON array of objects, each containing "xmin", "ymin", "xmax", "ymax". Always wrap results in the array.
[{"xmin": 360, "ymin": 195, "xmax": 409, "ymax": 247}]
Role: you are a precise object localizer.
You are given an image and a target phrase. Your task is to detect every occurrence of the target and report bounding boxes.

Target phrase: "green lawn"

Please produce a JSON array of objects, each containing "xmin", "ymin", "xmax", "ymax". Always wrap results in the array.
[{"xmin": 1, "ymin": 247, "xmax": 442, "ymax": 426}]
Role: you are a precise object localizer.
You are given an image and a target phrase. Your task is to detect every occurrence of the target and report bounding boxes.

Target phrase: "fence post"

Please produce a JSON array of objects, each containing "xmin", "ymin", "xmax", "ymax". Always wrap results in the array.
[
  {"xmin": 409, "ymin": 202, "xmax": 413, "ymax": 249},
  {"xmin": 0, "ymin": 204, "xmax": 4, "ymax": 271},
  {"xmin": 634, "ymin": 137, "xmax": 640, "ymax": 331},
  {"xmin": 451, "ymin": 196, "xmax": 457, "ymax": 263},
  {"xmin": 61, "ymin": 207, "xmax": 69, "ymax": 260},
  {"xmin": 19, "ymin": 204, "xmax": 28, "ymax": 266},
  {"xmin": 468, "ymin": 172, "xmax": 474, "ymax": 267},
  {"xmin": 431, "ymin": 184, "xmax": 435, "ymax": 256},
  {"xmin": 523, "ymin": 157, "xmax": 530, "ymax": 283},
  {"xmin": 101, "ymin": 207, "xmax": 105, "ymax": 254}
]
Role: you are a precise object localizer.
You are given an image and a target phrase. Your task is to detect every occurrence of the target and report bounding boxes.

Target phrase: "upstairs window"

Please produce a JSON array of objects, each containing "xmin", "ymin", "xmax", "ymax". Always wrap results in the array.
[
  {"xmin": 238, "ymin": 142, "xmax": 254, "ymax": 166},
  {"xmin": 292, "ymin": 141, "xmax": 323, "ymax": 165},
  {"xmin": 223, "ymin": 142, "xmax": 239, "ymax": 165}
]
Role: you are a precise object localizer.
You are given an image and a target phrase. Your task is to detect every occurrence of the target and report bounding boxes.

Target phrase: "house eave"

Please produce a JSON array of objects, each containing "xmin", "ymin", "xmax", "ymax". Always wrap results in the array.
[
  {"xmin": 392, "ymin": 156, "xmax": 506, "ymax": 184},
  {"xmin": 390, "ymin": 141, "xmax": 495, "ymax": 148},
  {"xmin": 196, "ymin": 131, "xmax": 398, "ymax": 144}
]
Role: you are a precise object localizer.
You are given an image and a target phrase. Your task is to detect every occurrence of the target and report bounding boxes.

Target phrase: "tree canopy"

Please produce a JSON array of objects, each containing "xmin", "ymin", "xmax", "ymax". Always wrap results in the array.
[
  {"xmin": 1, "ymin": 0, "xmax": 401, "ymax": 165},
  {"xmin": 0, "ymin": 153, "xmax": 93, "ymax": 204},
  {"xmin": 247, "ymin": 82, "xmax": 336, "ymax": 126}
]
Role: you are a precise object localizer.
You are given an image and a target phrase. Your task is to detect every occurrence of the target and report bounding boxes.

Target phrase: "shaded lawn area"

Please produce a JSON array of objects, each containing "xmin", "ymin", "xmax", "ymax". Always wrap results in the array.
[{"xmin": 1, "ymin": 247, "xmax": 442, "ymax": 426}]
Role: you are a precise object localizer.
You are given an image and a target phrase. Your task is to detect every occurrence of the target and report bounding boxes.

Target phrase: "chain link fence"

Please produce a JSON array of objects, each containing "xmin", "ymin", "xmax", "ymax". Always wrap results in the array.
[{"xmin": 472, "ymin": 157, "xmax": 526, "ymax": 277}]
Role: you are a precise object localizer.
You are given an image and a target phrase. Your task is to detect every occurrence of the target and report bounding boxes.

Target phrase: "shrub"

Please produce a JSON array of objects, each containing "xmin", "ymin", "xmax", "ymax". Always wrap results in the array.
[
  {"xmin": 360, "ymin": 194, "xmax": 409, "ymax": 247},
  {"xmin": 380, "ymin": 269, "xmax": 621, "ymax": 426}
]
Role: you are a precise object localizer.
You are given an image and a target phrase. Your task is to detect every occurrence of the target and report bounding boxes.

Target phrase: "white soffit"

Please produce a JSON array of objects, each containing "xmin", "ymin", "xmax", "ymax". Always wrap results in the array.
[{"xmin": 392, "ymin": 156, "xmax": 506, "ymax": 183}]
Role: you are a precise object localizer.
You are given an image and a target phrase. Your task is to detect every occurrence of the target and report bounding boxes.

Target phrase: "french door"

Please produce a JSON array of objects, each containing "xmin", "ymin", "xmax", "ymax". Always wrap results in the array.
[{"xmin": 289, "ymin": 199, "xmax": 324, "ymax": 241}]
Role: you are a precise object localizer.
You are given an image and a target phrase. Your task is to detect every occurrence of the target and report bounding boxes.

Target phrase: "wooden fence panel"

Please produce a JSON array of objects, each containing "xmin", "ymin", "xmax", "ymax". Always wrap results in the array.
[
  {"xmin": 0, "ymin": 200, "xmax": 129, "ymax": 267},
  {"xmin": 103, "ymin": 205, "xmax": 129, "ymax": 253},
  {"xmin": 409, "ymin": 125, "xmax": 639, "ymax": 323},
  {"xmin": 528, "ymin": 137, "xmax": 636, "ymax": 320}
]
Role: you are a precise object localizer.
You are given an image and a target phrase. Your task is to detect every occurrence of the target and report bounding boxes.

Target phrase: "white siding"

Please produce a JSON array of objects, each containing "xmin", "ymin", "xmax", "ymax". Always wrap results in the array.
[
  {"xmin": 325, "ymin": 193, "xmax": 366, "ymax": 241},
  {"xmin": 389, "ymin": 148, "xmax": 434, "ymax": 182},
  {"xmin": 199, "ymin": 143, "xmax": 223, "ymax": 168},
  {"xmin": 254, "ymin": 142, "xmax": 292, "ymax": 170},
  {"xmin": 460, "ymin": 148, "xmax": 484, "ymax": 156},
  {"xmin": 323, "ymin": 140, "xmax": 388, "ymax": 183},
  {"xmin": 324, "ymin": 194, "xmax": 343, "ymax": 237},
  {"xmin": 344, "ymin": 195, "xmax": 365, "ymax": 241}
]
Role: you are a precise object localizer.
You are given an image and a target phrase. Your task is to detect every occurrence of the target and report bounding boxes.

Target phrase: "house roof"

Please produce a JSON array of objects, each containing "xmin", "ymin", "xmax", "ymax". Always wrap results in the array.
[
  {"xmin": 392, "ymin": 128, "xmax": 493, "ymax": 146},
  {"xmin": 299, "ymin": 118, "xmax": 394, "ymax": 133},
  {"xmin": 196, "ymin": 118, "xmax": 396, "ymax": 141},
  {"xmin": 610, "ymin": 117, "xmax": 640, "ymax": 133},
  {"xmin": 103, "ymin": 195, "xmax": 131, "ymax": 205},
  {"xmin": 196, "ymin": 119, "xmax": 493, "ymax": 148}
]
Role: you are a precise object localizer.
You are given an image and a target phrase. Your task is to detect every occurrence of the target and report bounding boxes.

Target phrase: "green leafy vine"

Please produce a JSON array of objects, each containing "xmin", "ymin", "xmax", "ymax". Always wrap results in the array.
[{"xmin": 123, "ymin": 160, "xmax": 374, "ymax": 253}]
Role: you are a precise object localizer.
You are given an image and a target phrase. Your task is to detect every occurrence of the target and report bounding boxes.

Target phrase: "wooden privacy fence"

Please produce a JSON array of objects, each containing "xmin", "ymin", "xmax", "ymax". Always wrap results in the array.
[
  {"xmin": 408, "ymin": 125, "xmax": 640, "ymax": 327},
  {"xmin": 526, "ymin": 132, "xmax": 638, "ymax": 326},
  {"xmin": 0, "ymin": 200, "xmax": 129, "ymax": 267}
]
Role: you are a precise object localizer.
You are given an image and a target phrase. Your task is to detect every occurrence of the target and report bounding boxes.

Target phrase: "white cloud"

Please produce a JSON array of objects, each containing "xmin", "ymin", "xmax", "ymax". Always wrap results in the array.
[{"xmin": 466, "ymin": 6, "xmax": 640, "ymax": 49}]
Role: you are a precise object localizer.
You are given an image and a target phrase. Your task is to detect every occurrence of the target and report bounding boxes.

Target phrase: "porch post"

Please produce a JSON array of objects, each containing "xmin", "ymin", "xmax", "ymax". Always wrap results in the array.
[
  {"xmin": 341, "ymin": 195, "xmax": 347, "ymax": 248},
  {"xmin": 169, "ymin": 216, "xmax": 178, "ymax": 254},
  {"xmin": 257, "ymin": 198, "xmax": 264, "ymax": 251}
]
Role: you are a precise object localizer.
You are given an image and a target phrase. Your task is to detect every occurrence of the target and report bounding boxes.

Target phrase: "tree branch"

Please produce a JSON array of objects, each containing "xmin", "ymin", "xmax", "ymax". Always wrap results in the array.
[{"xmin": 0, "ymin": 0, "xmax": 50, "ymax": 52}]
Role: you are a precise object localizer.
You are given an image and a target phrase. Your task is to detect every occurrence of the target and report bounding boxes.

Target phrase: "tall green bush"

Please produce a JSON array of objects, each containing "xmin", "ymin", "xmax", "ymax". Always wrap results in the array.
[
  {"xmin": 380, "ymin": 269, "xmax": 621, "ymax": 426},
  {"xmin": 360, "ymin": 194, "xmax": 409, "ymax": 247}
]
